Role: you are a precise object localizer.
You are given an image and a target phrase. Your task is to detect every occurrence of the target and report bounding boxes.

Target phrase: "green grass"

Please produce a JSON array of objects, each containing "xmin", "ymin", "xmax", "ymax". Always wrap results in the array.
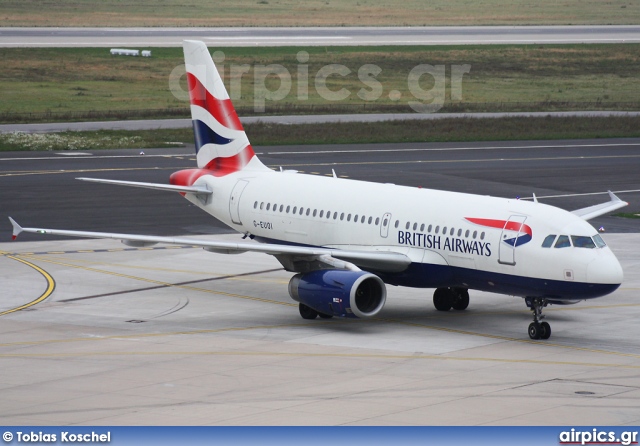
[
  {"xmin": 2, "ymin": 0, "xmax": 639, "ymax": 26},
  {"xmin": 1, "ymin": 44, "xmax": 640, "ymax": 122},
  {"xmin": 612, "ymin": 213, "xmax": 640, "ymax": 219},
  {"xmin": 2, "ymin": 116, "xmax": 639, "ymax": 151}
]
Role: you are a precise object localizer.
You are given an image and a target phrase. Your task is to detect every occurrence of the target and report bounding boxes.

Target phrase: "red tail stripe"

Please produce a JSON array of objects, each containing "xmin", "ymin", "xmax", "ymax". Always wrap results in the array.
[
  {"xmin": 465, "ymin": 218, "xmax": 533, "ymax": 236},
  {"xmin": 186, "ymin": 73, "xmax": 244, "ymax": 131},
  {"xmin": 203, "ymin": 145, "xmax": 255, "ymax": 176}
]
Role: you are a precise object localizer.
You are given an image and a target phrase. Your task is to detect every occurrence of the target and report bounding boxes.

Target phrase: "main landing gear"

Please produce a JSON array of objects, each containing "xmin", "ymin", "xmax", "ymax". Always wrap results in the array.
[
  {"xmin": 526, "ymin": 297, "xmax": 551, "ymax": 340},
  {"xmin": 298, "ymin": 303, "xmax": 333, "ymax": 320},
  {"xmin": 433, "ymin": 287, "xmax": 469, "ymax": 311}
]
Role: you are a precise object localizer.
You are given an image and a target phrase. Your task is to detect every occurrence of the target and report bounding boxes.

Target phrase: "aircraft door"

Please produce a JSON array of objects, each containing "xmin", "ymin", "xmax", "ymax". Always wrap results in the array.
[
  {"xmin": 229, "ymin": 180, "xmax": 249, "ymax": 225},
  {"xmin": 498, "ymin": 215, "xmax": 527, "ymax": 266},
  {"xmin": 380, "ymin": 213, "xmax": 392, "ymax": 238}
]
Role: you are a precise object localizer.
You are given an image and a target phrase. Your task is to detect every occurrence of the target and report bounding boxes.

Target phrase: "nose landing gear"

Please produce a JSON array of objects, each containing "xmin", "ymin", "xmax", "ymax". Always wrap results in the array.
[{"xmin": 526, "ymin": 297, "xmax": 551, "ymax": 340}]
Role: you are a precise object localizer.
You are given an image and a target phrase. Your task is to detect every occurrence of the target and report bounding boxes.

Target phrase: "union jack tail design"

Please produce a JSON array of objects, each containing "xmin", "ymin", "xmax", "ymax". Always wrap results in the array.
[{"xmin": 183, "ymin": 40, "xmax": 269, "ymax": 174}]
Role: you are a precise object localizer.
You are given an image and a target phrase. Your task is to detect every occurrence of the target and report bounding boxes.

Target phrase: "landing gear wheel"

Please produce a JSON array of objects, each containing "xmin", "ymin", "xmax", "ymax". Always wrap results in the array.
[
  {"xmin": 528, "ymin": 322, "xmax": 541, "ymax": 340},
  {"xmin": 540, "ymin": 322, "xmax": 551, "ymax": 340},
  {"xmin": 299, "ymin": 303, "xmax": 318, "ymax": 320},
  {"xmin": 526, "ymin": 297, "xmax": 551, "ymax": 340},
  {"xmin": 451, "ymin": 288, "xmax": 470, "ymax": 311},
  {"xmin": 318, "ymin": 312, "xmax": 333, "ymax": 319},
  {"xmin": 433, "ymin": 288, "xmax": 453, "ymax": 311}
]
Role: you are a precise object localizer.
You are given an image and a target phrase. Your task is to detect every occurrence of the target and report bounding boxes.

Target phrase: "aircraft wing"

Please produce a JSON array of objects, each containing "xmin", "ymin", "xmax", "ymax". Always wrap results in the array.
[
  {"xmin": 571, "ymin": 191, "xmax": 628, "ymax": 221},
  {"xmin": 8, "ymin": 218, "xmax": 410, "ymax": 273}
]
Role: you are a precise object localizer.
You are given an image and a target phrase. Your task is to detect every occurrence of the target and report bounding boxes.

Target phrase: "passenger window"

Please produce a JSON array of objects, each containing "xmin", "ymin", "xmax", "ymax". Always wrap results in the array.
[
  {"xmin": 354, "ymin": 214, "xmax": 358, "ymax": 222},
  {"xmin": 481, "ymin": 232, "xmax": 485, "ymax": 240},
  {"xmin": 554, "ymin": 235, "xmax": 571, "ymax": 248},
  {"xmin": 457, "ymin": 229, "xmax": 462, "ymax": 237},
  {"xmin": 406, "ymin": 222, "xmax": 410, "ymax": 230},
  {"xmin": 299, "ymin": 207, "xmax": 304, "ymax": 215},
  {"xmin": 319, "ymin": 210, "xmax": 324, "ymax": 218},
  {"xmin": 428, "ymin": 225, "xmax": 432, "ymax": 233},
  {"xmin": 571, "ymin": 235, "xmax": 596, "ymax": 249},
  {"xmin": 395, "ymin": 220, "xmax": 399, "ymax": 228},
  {"xmin": 312, "ymin": 209, "xmax": 317, "ymax": 217},
  {"xmin": 361, "ymin": 215, "xmax": 366, "ymax": 223},
  {"xmin": 347, "ymin": 214, "xmax": 351, "ymax": 222},
  {"xmin": 541, "ymin": 235, "xmax": 556, "ymax": 248},
  {"xmin": 413, "ymin": 223, "xmax": 418, "ymax": 231},
  {"xmin": 435, "ymin": 226, "xmax": 440, "ymax": 234},
  {"xmin": 473, "ymin": 231, "xmax": 477, "ymax": 239},
  {"xmin": 254, "ymin": 201, "xmax": 258, "ymax": 209},
  {"xmin": 420, "ymin": 224, "xmax": 425, "ymax": 232},
  {"xmin": 306, "ymin": 209, "xmax": 311, "ymax": 216},
  {"xmin": 293, "ymin": 206, "xmax": 297, "ymax": 214},
  {"xmin": 279, "ymin": 205, "xmax": 284, "ymax": 212},
  {"xmin": 450, "ymin": 228, "xmax": 455, "ymax": 236},
  {"xmin": 266, "ymin": 203, "xmax": 270, "ymax": 211},
  {"xmin": 340, "ymin": 213, "xmax": 345, "ymax": 221},
  {"xmin": 333, "ymin": 212, "xmax": 338, "ymax": 219},
  {"xmin": 465, "ymin": 230, "xmax": 470, "ymax": 238},
  {"xmin": 286, "ymin": 205, "xmax": 290, "ymax": 213},
  {"xmin": 260, "ymin": 202, "xmax": 264, "ymax": 210},
  {"xmin": 443, "ymin": 227, "xmax": 447, "ymax": 234},
  {"xmin": 376, "ymin": 217, "xmax": 381, "ymax": 225},
  {"xmin": 368, "ymin": 217, "xmax": 372, "ymax": 224},
  {"xmin": 593, "ymin": 234, "xmax": 607, "ymax": 248}
]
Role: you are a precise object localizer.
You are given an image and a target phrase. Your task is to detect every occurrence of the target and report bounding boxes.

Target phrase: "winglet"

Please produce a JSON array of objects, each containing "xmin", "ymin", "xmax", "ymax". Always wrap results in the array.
[
  {"xmin": 608, "ymin": 190, "xmax": 624, "ymax": 203},
  {"xmin": 8, "ymin": 217, "xmax": 22, "ymax": 240},
  {"xmin": 571, "ymin": 190, "xmax": 628, "ymax": 221}
]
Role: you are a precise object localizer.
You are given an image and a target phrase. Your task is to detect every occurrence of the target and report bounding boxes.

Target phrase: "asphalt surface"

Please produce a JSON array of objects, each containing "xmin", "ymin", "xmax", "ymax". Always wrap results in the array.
[
  {"xmin": 2, "ymin": 26, "xmax": 640, "ymax": 47},
  {"xmin": 3, "ymin": 111, "xmax": 640, "ymax": 134},
  {"xmin": 2, "ymin": 138, "xmax": 639, "ymax": 242}
]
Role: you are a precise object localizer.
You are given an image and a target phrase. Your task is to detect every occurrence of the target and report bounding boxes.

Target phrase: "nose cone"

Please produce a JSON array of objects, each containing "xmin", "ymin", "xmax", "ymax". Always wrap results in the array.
[{"xmin": 588, "ymin": 252, "xmax": 624, "ymax": 290}]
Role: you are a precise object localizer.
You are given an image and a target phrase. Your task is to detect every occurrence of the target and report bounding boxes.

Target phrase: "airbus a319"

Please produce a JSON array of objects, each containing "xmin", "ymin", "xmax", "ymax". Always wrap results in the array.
[{"xmin": 10, "ymin": 41, "xmax": 628, "ymax": 340}]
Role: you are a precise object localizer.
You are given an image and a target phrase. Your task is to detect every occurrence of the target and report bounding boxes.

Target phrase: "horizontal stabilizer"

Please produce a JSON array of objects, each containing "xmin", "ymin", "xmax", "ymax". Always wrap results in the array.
[
  {"xmin": 571, "ymin": 191, "xmax": 628, "ymax": 221},
  {"xmin": 77, "ymin": 177, "xmax": 212, "ymax": 195}
]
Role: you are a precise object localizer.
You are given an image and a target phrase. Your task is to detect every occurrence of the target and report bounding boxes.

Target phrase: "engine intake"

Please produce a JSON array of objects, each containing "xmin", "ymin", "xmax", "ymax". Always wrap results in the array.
[{"xmin": 288, "ymin": 270, "xmax": 386, "ymax": 318}]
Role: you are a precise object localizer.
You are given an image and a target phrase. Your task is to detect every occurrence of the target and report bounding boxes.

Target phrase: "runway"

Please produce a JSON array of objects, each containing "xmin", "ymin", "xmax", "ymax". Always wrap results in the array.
[
  {"xmin": 2, "ymin": 26, "xmax": 640, "ymax": 47},
  {"xmin": 2, "ymin": 139, "xmax": 640, "ymax": 424}
]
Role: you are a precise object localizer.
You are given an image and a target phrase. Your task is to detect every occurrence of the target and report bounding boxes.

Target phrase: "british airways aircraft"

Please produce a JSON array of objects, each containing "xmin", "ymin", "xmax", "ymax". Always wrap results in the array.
[{"xmin": 10, "ymin": 40, "xmax": 628, "ymax": 340}]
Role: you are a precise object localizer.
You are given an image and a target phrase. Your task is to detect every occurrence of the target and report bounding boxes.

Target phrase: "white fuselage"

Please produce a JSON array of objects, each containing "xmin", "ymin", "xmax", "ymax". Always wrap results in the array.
[{"xmin": 184, "ymin": 169, "xmax": 623, "ymax": 300}]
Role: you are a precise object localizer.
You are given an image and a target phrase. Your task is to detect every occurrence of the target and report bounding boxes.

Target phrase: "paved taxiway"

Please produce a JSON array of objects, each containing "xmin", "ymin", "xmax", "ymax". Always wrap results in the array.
[
  {"xmin": 1, "ymin": 139, "xmax": 639, "ymax": 424},
  {"xmin": 2, "ymin": 26, "xmax": 640, "ymax": 47},
  {"xmin": 3, "ymin": 111, "xmax": 640, "ymax": 134}
]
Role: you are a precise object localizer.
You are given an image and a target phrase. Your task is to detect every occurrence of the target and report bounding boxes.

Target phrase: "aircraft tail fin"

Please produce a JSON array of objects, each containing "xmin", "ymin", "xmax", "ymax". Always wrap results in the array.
[{"xmin": 183, "ymin": 40, "xmax": 269, "ymax": 173}]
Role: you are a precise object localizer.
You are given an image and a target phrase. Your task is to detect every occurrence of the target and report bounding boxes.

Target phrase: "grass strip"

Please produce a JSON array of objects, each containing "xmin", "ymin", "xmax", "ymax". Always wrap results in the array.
[
  {"xmin": 2, "ymin": 116, "xmax": 639, "ymax": 151},
  {"xmin": 1, "ymin": 44, "xmax": 640, "ymax": 122},
  {"xmin": 3, "ymin": 0, "xmax": 640, "ymax": 27}
]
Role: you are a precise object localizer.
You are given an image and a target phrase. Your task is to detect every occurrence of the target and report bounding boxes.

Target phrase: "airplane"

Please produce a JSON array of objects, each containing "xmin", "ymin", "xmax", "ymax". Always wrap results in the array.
[{"xmin": 9, "ymin": 40, "xmax": 628, "ymax": 340}]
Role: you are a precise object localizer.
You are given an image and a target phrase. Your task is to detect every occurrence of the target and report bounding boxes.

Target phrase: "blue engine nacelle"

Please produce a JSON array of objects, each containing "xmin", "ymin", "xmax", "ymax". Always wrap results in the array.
[{"xmin": 288, "ymin": 269, "xmax": 387, "ymax": 318}]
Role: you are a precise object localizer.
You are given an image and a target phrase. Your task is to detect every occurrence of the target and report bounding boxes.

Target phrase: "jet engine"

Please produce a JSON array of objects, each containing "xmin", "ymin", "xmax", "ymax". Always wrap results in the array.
[{"xmin": 288, "ymin": 269, "xmax": 386, "ymax": 318}]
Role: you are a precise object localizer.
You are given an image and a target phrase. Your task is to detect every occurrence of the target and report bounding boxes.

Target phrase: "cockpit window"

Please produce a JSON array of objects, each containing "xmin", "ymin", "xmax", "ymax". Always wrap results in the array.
[
  {"xmin": 571, "ymin": 235, "xmax": 596, "ymax": 249},
  {"xmin": 554, "ymin": 235, "xmax": 571, "ymax": 248},
  {"xmin": 593, "ymin": 234, "xmax": 607, "ymax": 248},
  {"xmin": 541, "ymin": 235, "xmax": 556, "ymax": 248}
]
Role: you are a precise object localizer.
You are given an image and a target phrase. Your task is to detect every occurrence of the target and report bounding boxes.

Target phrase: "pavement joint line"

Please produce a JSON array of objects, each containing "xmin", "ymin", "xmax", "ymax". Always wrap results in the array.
[
  {"xmin": 0, "ymin": 251, "xmax": 56, "ymax": 316},
  {"xmin": 383, "ymin": 318, "xmax": 640, "ymax": 360},
  {"xmin": 18, "ymin": 252, "xmax": 287, "ymax": 284},
  {"xmin": 0, "ymin": 349, "xmax": 638, "ymax": 369},
  {"xmin": 13, "ymin": 253, "xmax": 295, "ymax": 307}
]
